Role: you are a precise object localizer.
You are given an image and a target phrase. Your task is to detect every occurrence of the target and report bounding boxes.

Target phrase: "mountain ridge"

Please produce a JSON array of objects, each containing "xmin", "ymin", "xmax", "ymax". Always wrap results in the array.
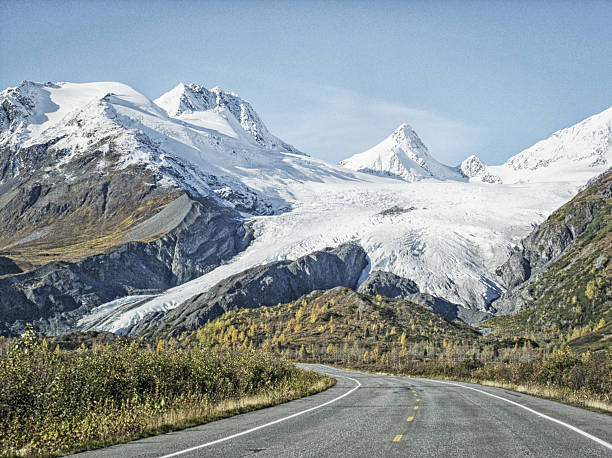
[
  {"xmin": 476, "ymin": 106, "xmax": 612, "ymax": 184},
  {"xmin": 488, "ymin": 168, "xmax": 611, "ymax": 351},
  {"xmin": 339, "ymin": 106, "xmax": 611, "ymax": 185}
]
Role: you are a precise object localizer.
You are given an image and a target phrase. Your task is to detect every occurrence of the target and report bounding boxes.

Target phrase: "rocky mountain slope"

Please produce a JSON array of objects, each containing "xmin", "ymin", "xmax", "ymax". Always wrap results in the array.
[
  {"xmin": 0, "ymin": 195, "xmax": 252, "ymax": 336},
  {"xmin": 358, "ymin": 270, "xmax": 492, "ymax": 324},
  {"xmin": 0, "ymin": 80, "xmax": 316, "ymax": 335},
  {"xmin": 489, "ymin": 169, "xmax": 611, "ymax": 350},
  {"xmin": 339, "ymin": 123, "xmax": 464, "ymax": 182}
]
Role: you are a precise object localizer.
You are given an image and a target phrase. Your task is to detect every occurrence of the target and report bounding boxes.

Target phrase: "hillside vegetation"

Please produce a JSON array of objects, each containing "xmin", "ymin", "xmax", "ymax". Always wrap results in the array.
[
  {"xmin": 182, "ymin": 287, "xmax": 483, "ymax": 365},
  {"xmin": 488, "ymin": 171, "xmax": 612, "ymax": 352},
  {"xmin": 0, "ymin": 168, "xmax": 181, "ymax": 271}
]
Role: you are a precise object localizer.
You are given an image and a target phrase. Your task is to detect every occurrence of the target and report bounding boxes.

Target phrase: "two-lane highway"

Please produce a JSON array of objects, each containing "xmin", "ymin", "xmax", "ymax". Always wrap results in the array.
[{"xmin": 74, "ymin": 365, "xmax": 612, "ymax": 457}]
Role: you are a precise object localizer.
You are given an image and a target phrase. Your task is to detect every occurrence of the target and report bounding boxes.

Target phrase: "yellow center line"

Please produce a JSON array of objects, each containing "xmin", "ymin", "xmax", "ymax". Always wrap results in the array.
[
  {"xmin": 414, "ymin": 405, "xmax": 419, "ymax": 410},
  {"xmin": 393, "ymin": 434, "xmax": 403, "ymax": 442},
  {"xmin": 416, "ymin": 398, "xmax": 420, "ymax": 402},
  {"xmin": 407, "ymin": 416, "xmax": 414, "ymax": 422}
]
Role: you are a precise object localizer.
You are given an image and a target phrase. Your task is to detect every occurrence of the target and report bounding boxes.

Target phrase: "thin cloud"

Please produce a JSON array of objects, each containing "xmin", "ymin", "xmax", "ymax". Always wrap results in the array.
[{"xmin": 266, "ymin": 86, "xmax": 480, "ymax": 165}]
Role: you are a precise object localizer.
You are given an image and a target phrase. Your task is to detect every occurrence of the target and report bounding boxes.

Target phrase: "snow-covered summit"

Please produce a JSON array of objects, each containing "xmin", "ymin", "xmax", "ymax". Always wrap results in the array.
[
  {"xmin": 154, "ymin": 83, "xmax": 303, "ymax": 154},
  {"xmin": 0, "ymin": 81, "xmax": 157, "ymax": 147},
  {"xmin": 468, "ymin": 107, "xmax": 612, "ymax": 184},
  {"xmin": 460, "ymin": 155, "xmax": 501, "ymax": 183},
  {"xmin": 0, "ymin": 81, "xmax": 345, "ymax": 214},
  {"xmin": 339, "ymin": 123, "xmax": 464, "ymax": 182},
  {"xmin": 504, "ymin": 107, "xmax": 611, "ymax": 174},
  {"xmin": 454, "ymin": 106, "xmax": 612, "ymax": 185}
]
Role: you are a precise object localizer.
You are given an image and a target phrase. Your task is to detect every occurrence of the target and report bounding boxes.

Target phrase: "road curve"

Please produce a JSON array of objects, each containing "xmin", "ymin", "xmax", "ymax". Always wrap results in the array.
[{"xmin": 73, "ymin": 364, "xmax": 612, "ymax": 457}]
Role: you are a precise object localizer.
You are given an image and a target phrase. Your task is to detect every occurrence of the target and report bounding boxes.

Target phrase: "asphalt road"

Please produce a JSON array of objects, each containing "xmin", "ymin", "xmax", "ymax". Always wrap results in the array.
[{"xmin": 74, "ymin": 364, "xmax": 612, "ymax": 457}]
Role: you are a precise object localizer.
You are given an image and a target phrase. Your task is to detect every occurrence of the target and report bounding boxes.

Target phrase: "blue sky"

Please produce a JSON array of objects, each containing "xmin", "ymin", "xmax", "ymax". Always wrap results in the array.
[{"xmin": 1, "ymin": 0, "xmax": 611, "ymax": 165}]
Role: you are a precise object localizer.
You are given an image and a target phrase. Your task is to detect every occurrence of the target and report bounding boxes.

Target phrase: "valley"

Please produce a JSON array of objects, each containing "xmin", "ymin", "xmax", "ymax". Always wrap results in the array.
[
  {"xmin": 0, "ymin": 79, "xmax": 610, "ymax": 457},
  {"xmin": 2, "ymin": 2, "xmax": 611, "ymax": 456}
]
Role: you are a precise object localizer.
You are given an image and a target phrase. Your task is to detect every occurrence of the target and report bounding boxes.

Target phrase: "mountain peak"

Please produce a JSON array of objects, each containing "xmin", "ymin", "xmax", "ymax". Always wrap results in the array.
[
  {"xmin": 460, "ymin": 155, "xmax": 501, "ymax": 183},
  {"xmin": 389, "ymin": 123, "xmax": 429, "ymax": 159},
  {"xmin": 339, "ymin": 123, "xmax": 464, "ymax": 182},
  {"xmin": 460, "ymin": 155, "xmax": 485, "ymax": 176},
  {"xmin": 154, "ymin": 83, "xmax": 304, "ymax": 155},
  {"xmin": 395, "ymin": 122, "xmax": 413, "ymax": 132},
  {"xmin": 154, "ymin": 83, "xmax": 211, "ymax": 117},
  {"xmin": 480, "ymin": 105, "xmax": 612, "ymax": 184}
]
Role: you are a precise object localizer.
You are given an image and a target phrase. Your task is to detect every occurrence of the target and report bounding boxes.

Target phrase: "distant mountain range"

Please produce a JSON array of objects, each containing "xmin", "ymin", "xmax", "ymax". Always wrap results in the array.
[
  {"xmin": 0, "ymin": 80, "xmax": 610, "ymax": 336},
  {"xmin": 340, "ymin": 108, "xmax": 612, "ymax": 184}
]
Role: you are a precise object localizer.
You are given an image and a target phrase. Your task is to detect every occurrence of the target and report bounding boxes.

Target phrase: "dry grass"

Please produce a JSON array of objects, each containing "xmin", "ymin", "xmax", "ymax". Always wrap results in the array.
[{"xmin": 475, "ymin": 379, "xmax": 612, "ymax": 414}]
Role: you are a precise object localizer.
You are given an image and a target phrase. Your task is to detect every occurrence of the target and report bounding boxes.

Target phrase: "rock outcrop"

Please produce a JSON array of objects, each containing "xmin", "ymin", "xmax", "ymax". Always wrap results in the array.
[
  {"xmin": 358, "ymin": 270, "xmax": 492, "ymax": 325},
  {"xmin": 0, "ymin": 256, "xmax": 21, "ymax": 276},
  {"xmin": 133, "ymin": 243, "xmax": 368, "ymax": 337}
]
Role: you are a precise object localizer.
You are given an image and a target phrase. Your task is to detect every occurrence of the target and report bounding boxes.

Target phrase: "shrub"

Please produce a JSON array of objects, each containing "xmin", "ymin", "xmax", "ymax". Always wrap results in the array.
[{"xmin": 0, "ymin": 334, "xmax": 329, "ymax": 456}]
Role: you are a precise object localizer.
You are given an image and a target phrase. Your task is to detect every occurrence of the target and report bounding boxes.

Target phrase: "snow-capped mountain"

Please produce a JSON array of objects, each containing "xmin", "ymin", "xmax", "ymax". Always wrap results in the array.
[
  {"xmin": 0, "ymin": 81, "xmax": 361, "ymax": 215},
  {"xmin": 464, "ymin": 107, "xmax": 612, "ymax": 184},
  {"xmin": 0, "ymin": 79, "xmax": 608, "ymax": 336},
  {"xmin": 505, "ymin": 107, "xmax": 611, "ymax": 171},
  {"xmin": 460, "ymin": 155, "xmax": 502, "ymax": 183},
  {"xmin": 339, "ymin": 123, "xmax": 464, "ymax": 182},
  {"xmin": 154, "ymin": 83, "xmax": 303, "ymax": 155}
]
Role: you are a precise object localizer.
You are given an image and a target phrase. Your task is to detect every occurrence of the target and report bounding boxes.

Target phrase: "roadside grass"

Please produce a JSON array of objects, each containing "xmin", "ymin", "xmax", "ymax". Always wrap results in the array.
[
  {"xmin": 473, "ymin": 380, "xmax": 612, "ymax": 414},
  {"xmin": 67, "ymin": 376, "xmax": 334, "ymax": 457},
  {"xmin": 0, "ymin": 331, "xmax": 334, "ymax": 457},
  {"xmin": 141, "ymin": 376, "xmax": 333, "ymax": 434}
]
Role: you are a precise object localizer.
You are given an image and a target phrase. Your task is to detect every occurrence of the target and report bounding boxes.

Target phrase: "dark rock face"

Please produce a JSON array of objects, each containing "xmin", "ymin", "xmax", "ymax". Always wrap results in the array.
[
  {"xmin": 0, "ymin": 256, "xmax": 21, "ymax": 275},
  {"xmin": 358, "ymin": 270, "xmax": 492, "ymax": 325},
  {"xmin": 133, "ymin": 243, "xmax": 368, "ymax": 337},
  {"xmin": 358, "ymin": 270, "xmax": 419, "ymax": 297},
  {"xmin": 0, "ymin": 195, "xmax": 252, "ymax": 337},
  {"xmin": 497, "ymin": 250, "xmax": 532, "ymax": 289},
  {"xmin": 492, "ymin": 169, "xmax": 612, "ymax": 314}
]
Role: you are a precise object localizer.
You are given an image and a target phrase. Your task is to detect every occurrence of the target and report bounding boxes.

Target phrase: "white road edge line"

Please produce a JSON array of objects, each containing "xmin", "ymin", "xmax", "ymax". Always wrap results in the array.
[
  {"xmin": 158, "ymin": 372, "xmax": 361, "ymax": 458},
  {"xmin": 424, "ymin": 378, "xmax": 612, "ymax": 451}
]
